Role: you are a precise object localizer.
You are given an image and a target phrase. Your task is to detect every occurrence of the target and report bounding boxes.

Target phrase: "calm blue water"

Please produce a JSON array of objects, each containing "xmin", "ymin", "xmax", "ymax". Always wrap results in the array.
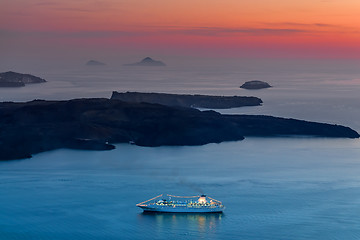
[
  {"xmin": 1, "ymin": 60, "xmax": 360, "ymax": 239},
  {"xmin": 1, "ymin": 139, "xmax": 360, "ymax": 239}
]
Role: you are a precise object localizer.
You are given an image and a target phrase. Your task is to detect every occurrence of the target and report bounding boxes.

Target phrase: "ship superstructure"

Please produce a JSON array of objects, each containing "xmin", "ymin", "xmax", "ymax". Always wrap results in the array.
[{"xmin": 136, "ymin": 194, "xmax": 225, "ymax": 213}]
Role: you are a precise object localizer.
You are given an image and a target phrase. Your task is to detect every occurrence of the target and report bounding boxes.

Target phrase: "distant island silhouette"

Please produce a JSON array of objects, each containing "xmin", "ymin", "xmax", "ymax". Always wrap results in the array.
[
  {"xmin": 0, "ymin": 71, "xmax": 46, "ymax": 87},
  {"xmin": 111, "ymin": 91, "xmax": 262, "ymax": 109},
  {"xmin": 240, "ymin": 80, "xmax": 272, "ymax": 90},
  {"xmin": 86, "ymin": 60, "xmax": 106, "ymax": 66},
  {"xmin": 124, "ymin": 57, "xmax": 166, "ymax": 66},
  {"xmin": 0, "ymin": 97, "xmax": 358, "ymax": 160}
]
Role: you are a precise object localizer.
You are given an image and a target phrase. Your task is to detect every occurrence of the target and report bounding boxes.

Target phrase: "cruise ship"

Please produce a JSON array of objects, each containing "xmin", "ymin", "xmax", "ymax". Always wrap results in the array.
[{"xmin": 136, "ymin": 194, "xmax": 225, "ymax": 213}]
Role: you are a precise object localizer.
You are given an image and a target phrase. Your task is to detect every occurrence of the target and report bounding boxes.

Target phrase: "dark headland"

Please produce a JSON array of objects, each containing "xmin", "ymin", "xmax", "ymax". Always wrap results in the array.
[
  {"xmin": 0, "ymin": 71, "xmax": 46, "ymax": 87},
  {"xmin": 240, "ymin": 80, "xmax": 272, "ymax": 90},
  {"xmin": 0, "ymin": 98, "xmax": 358, "ymax": 160},
  {"xmin": 111, "ymin": 91, "xmax": 263, "ymax": 109},
  {"xmin": 124, "ymin": 57, "xmax": 166, "ymax": 66}
]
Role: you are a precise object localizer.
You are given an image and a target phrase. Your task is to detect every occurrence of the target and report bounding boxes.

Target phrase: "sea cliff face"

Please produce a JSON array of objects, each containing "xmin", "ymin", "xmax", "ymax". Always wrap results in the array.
[{"xmin": 0, "ymin": 98, "xmax": 358, "ymax": 160}]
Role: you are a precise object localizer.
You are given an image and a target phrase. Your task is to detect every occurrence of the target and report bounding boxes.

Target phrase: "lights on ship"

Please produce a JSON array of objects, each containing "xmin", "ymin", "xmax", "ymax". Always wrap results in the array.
[{"xmin": 198, "ymin": 195, "xmax": 207, "ymax": 204}]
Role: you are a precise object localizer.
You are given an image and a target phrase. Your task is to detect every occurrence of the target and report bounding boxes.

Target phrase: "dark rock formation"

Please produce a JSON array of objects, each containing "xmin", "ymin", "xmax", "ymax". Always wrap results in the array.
[
  {"xmin": 0, "ymin": 98, "xmax": 358, "ymax": 160},
  {"xmin": 224, "ymin": 115, "xmax": 359, "ymax": 138},
  {"xmin": 86, "ymin": 60, "xmax": 106, "ymax": 66},
  {"xmin": 124, "ymin": 57, "xmax": 166, "ymax": 66},
  {"xmin": 0, "ymin": 99, "xmax": 242, "ymax": 160},
  {"xmin": 0, "ymin": 71, "xmax": 46, "ymax": 87},
  {"xmin": 240, "ymin": 80, "xmax": 272, "ymax": 90},
  {"xmin": 111, "ymin": 91, "xmax": 262, "ymax": 109}
]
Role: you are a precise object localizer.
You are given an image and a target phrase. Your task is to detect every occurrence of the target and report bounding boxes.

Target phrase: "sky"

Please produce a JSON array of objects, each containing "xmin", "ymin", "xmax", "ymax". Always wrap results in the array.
[{"xmin": 1, "ymin": 0, "xmax": 360, "ymax": 66}]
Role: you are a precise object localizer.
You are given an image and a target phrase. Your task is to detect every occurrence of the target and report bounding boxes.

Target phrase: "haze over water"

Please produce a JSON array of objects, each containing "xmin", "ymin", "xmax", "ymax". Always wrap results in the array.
[{"xmin": 1, "ymin": 59, "xmax": 360, "ymax": 239}]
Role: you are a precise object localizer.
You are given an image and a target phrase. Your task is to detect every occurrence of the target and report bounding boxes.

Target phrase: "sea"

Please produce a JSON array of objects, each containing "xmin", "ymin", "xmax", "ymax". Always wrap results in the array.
[{"xmin": 1, "ymin": 59, "xmax": 360, "ymax": 239}]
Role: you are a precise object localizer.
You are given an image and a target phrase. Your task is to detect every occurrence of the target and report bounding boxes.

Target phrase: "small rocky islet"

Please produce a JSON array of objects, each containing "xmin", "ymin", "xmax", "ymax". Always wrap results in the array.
[
  {"xmin": 240, "ymin": 80, "xmax": 272, "ymax": 90},
  {"xmin": 124, "ymin": 57, "xmax": 166, "ymax": 66},
  {"xmin": 0, "ymin": 71, "xmax": 46, "ymax": 87}
]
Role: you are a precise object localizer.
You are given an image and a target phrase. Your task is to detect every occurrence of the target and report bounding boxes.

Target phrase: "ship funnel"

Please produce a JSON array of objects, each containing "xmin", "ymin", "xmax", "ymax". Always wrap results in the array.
[{"xmin": 198, "ymin": 195, "xmax": 207, "ymax": 204}]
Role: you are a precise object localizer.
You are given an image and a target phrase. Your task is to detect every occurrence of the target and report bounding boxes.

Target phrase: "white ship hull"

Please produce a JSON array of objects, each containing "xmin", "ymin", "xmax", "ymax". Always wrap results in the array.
[{"xmin": 138, "ymin": 205, "xmax": 224, "ymax": 213}]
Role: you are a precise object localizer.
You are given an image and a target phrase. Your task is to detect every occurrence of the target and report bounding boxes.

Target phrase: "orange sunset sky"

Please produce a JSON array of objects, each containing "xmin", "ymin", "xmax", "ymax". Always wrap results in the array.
[{"xmin": 1, "ymin": 0, "xmax": 360, "ymax": 62}]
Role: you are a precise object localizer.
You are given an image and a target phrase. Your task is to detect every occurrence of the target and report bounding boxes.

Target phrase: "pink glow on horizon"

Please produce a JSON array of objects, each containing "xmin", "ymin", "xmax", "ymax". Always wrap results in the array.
[{"xmin": 1, "ymin": 0, "xmax": 360, "ymax": 59}]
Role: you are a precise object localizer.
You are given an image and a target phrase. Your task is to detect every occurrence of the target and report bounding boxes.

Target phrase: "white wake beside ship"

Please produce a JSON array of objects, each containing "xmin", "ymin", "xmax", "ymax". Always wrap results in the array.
[{"xmin": 136, "ymin": 194, "xmax": 225, "ymax": 213}]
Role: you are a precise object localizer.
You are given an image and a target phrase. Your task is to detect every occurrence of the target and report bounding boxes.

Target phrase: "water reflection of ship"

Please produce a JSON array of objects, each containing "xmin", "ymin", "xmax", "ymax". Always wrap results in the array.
[{"xmin": 138, "ymin": 212, "xmax": 223, "ymax": 234}]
